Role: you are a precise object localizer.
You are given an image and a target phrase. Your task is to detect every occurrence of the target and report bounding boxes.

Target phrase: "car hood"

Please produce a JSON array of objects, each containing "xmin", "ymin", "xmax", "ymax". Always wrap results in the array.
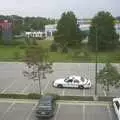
[{"xmin": 54, "ymin": 78, "xmax": 65, "ymax": 84}]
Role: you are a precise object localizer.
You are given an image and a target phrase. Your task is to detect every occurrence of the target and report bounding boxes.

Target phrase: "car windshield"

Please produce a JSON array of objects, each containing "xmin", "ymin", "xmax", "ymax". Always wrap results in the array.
[
  {"xmin": 64, "ymin": 76, "xmax": 69, "ymax": 81},
  {"xmin": 38, "ymin": 102, "xmax": 52, "ymax": 110},
  {"xmin": 38, "ymin": 105, "xmax": 52, "ymax": 110}
]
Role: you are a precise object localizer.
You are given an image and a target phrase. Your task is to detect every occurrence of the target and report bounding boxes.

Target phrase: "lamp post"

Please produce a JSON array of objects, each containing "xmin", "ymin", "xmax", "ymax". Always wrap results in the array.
[{"xmin": 95, "ymin": 26, "xmax": 98, "ymax": 97}]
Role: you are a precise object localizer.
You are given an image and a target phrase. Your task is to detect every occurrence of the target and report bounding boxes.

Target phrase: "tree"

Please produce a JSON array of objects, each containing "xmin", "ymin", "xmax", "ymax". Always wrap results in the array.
[
  {"xmin": 97, "ymin": 63, "xmax": 120, "ymax": 96},
  {"xmin": 54, "ymin": 11, "xmax": 84, "ymax": 51},
  {"xmin": 88, "ymin": 11, "xmax": 119, "ymax": 51},
  {"xmin": 23, "ymin": 46, "xmax": 53, "ymax": 94}
]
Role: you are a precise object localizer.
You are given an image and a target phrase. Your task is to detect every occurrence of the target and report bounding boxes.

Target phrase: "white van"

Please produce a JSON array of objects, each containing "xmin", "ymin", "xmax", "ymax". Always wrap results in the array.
[{"xmin": 113, "ymin": 98, "xmax": 120, "ymax": 120}]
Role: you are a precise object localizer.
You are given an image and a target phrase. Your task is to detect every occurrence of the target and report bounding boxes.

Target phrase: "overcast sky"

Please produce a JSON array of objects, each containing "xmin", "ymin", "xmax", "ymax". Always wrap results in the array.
[{"xmin": 0, "ymin": 0, "xmax": 119, "ymax": 18}]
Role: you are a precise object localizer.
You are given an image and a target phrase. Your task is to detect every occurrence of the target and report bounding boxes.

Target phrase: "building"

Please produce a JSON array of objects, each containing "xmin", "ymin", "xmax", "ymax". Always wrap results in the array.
[
  {"xmin": 0, "ymin": 20, "xmax": 12, "ymax": 44},
  {"xmin": 45, "ymin": 24, "xmax": 57, "ymax": 37},
  {"xmin": 25, "ymin": 31, "xmax": 45, "ymax": 39},
  {"xmin": 115, "ymin": 23, "xmax": 120, "ymax": 41}
]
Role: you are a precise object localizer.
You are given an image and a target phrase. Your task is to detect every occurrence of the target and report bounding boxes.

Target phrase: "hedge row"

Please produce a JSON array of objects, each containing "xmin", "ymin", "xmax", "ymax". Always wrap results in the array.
[
  {"xmin": 0, "ymin": 93, "xmax": 114, "ymax": 101},
  {"xmin": 0, "ymin": 93, "xmax": 41, "ymax": 99}
]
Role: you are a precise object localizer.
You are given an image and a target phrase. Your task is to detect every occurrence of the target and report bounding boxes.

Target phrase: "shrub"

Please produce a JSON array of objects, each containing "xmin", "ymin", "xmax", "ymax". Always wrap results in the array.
[
  {"xmin": 50, "ymin": 43, "xmax": 58, "ymax": 52},
  {"xmin": 27, "ymin": 93, "xmax": 41, "ymax": 99},
  {"xmin": 59, "ymin": 96, "xmax": 93, "ymax": 101},
  {"xmin": 98, "ymin": 96, "xmax": 114, "ymax": 101}
]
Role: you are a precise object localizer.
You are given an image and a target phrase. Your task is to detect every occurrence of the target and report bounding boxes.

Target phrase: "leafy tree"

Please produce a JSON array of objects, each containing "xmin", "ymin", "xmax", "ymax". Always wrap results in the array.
[
  {"xmin": 23, "ymin": 46, "xmax": 53, "ymax": 94},
  {"xmin": 54, "ymin": 11, "xmax": 84, "ymax": 51},
  {"xmin": 88, "ymin": 11, "xmax": 119, "ymax": 51},
  {"xmin": 97, "ymin": 63, "xmax": 120, "ymax": 96}
]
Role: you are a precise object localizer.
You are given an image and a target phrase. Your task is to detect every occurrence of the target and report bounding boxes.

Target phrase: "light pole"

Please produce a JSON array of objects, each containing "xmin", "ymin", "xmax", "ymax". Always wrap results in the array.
[{"xmin": 95, "ymin": 26, "xmax": 98, "ymax": 97}]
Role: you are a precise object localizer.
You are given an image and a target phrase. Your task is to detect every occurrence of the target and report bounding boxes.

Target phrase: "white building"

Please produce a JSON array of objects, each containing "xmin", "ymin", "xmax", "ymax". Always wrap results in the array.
[
  {"xmin": 25, "ymin": 31, "xmax": 45, "ymax": 39},
  {"xmin": 45, "ymin": 24, "xmax": 57, "ymax": 37}
]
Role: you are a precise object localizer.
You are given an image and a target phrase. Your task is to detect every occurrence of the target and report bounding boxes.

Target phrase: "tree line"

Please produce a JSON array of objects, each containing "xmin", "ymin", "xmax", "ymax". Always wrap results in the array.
[
  {"xmin": 54, "ymin": 11, "xmax": 119, "ymax": 52},
  {"xmin": 0, "ymin": 15, "xmax": 56, "ymax": 35}
]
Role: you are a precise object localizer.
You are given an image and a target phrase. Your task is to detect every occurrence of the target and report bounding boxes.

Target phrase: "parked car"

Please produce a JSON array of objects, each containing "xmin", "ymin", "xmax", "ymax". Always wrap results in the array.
[
  {"xmin": 113, "ymin": 98, "xmax": 120, "ymax": 120},
  {"xmin": 35, "ymin": 95, "xmax": 56, "ymax": 118},
  {"xmin": 52, "ymin": 75, "xmax": 91, "ymax": 89}
]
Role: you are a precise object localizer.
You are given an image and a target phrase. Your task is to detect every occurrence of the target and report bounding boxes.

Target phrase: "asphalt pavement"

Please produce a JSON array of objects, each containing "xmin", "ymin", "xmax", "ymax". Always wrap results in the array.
[
  {"xmin": 0, "ymin": 62, "xmax": 120, "ymax": 97},
  {"xmin": 0, "ymin": 99, "xmax": 117, "ymax": 120}
]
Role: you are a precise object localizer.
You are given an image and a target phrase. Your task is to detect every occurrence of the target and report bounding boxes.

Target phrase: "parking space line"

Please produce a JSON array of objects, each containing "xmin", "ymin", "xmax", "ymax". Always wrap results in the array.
[
  {"xmin": 107, "ymin": 105, "xmax": 113, "ymax": 120},
  {"xmin": 83, "ymin": 104, "xmax": 85, "ymax": 120},
  {"xmin": 103, "ymin": 90, "xmax": 107, "ymax": 96},
  {"xmin": 42, "ymin": 79, "xmax": 53, "ymax": 94},
  {"xmin": 1, "ymin": 79, "xmax": 17, "ymax": 93},
  {"xmin": 21, "ymin": 83, "xmax": 32, "ymax": 94},
  {"xmin": 0, "ymin": 101, "xmax": 16, "ymax": 120},
  {"xmin": 25, "ymin": 103, "xmax": 37, "ymax": 120},
  {"xmin": 59, "ymin": 101, "xmax": 111, "ymax": 106},
  {"xmin": 54, "ymin": 104, "xmax": 60, "ymax": 120}
]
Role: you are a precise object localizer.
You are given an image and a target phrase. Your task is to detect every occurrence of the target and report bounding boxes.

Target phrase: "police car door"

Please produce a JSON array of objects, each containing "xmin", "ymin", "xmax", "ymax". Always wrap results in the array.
[
  {"xmin": 66, "ymin": 79, "xmax": 74, "ymax": 88},
  {"xmin": 73, "ymin": 79, "xmax": 79, "ymax": 88}
]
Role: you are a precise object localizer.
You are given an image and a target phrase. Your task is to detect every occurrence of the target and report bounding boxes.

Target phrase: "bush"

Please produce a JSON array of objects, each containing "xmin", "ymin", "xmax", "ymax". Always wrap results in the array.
[
  {"xmin": 0, "ymin": 93, "xmax": 41, "ymax": 99},
  {"xmin": 0, "ymin": 93, "xmax": 27, "ymax": 99},
  {"xmin": 59, "ymin": 96, "xmax": 93, "ymax": 101},
  {"xmin": 98, "ymin": 96, "xmax": 114, "ymax": 101},
  {"xmin": 0, "ymin": 93, "xmax": 114, "ymax": 101},
  {"xmin": 50, "ymin": 43, "xmax": 58, "ymax": 52},
  {"xmin": 27, "ymin": 93, "xmax": 41, "ymax": 99},
  {"xmin": 62, "ymin": 47, "xmax": 68, "ymax": 53}
]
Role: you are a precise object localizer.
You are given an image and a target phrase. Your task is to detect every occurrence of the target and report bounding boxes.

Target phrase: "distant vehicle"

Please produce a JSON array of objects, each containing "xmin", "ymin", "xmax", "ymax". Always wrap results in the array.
[
  {"xmin": 53, "ymin": 75, "xmax": 91, "ymax": 89},
  {"xmin": 113, "ymin": 98, "xmax": 120, "ymax": 120},
  {"xmin": 35, "ymin": 95, "xmax": 56, "ymax": 118}
]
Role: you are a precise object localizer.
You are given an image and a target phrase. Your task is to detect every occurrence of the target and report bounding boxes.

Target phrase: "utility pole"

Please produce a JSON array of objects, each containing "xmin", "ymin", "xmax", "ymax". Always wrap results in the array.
[{"xmin": 95, "ymin": 26, "xmax": 98, "ymax": 97}]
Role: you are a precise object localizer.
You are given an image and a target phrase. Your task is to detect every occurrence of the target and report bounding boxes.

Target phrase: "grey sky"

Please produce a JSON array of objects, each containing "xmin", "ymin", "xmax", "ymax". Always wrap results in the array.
[{"xmin": 0, "ymin": 0, "xmax": 119, "ymax": 18}]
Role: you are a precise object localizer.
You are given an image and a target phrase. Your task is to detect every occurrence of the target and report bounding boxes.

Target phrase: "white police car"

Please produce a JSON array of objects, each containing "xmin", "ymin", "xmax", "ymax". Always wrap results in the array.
[
  {"xmin": 53, "ymin": 75, "xmax": 91, "ymax": 89},
  {"xmin": 113, "ymin": 98, "xmax": 120, "ymax": 120}
]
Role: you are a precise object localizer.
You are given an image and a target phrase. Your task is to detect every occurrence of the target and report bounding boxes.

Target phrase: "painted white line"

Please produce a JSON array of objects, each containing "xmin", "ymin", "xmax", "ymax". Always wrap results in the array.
[
  {"xmin": 83, "ymin": 104, "xmax": 85, "ymax": 120},
  {"xmin": 42, "ymin": 79, "xmax": 52, "ymax": 94},
  {"xmin": 21, "ymin": 83, "xmax": 32, "ymax": 94},
  {"xmin": 54, "ymin": 104, "xmax": 60, "ymax": 120},
  {"xmin": 1, "ymin": 80, "xmax": 17, "ymax": 93},
  {"xmin": 107, "ymin": 105, "xmax": 112, "ymax": 120},
  {"xmin": 1, "ymin": 101, "xmax": 16, "ymax": 120},
  {"xmin": 25, "ymin": 103, "xmax": 37, "ymax": 120},
  {"xmin": 59, "ymin": 101, "xmax": 110, "ymax": 106},
  {"xmin": 103, "ymin": 90, "xmax": 107, "ymax": 96}
]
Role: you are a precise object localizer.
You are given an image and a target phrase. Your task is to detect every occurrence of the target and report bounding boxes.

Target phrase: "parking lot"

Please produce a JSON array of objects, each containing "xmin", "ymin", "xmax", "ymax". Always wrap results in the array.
[
  {"xmin": 0, "ymin": 62, "xmax": 120, "ymax": 97},
  {"xmin": 0, "ymin": 99, "xmax": 117, "ymax": 120}
]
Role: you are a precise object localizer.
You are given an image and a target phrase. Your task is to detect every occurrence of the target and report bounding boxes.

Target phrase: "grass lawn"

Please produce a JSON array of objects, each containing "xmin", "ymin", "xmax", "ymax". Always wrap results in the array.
[
  {"xmin": 0, "ymin": 46, "xmax": 24, "ymax": 61},
  {"xmin": 0, "ymin": 39, "xmax": 120, "ymax": 63}
]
